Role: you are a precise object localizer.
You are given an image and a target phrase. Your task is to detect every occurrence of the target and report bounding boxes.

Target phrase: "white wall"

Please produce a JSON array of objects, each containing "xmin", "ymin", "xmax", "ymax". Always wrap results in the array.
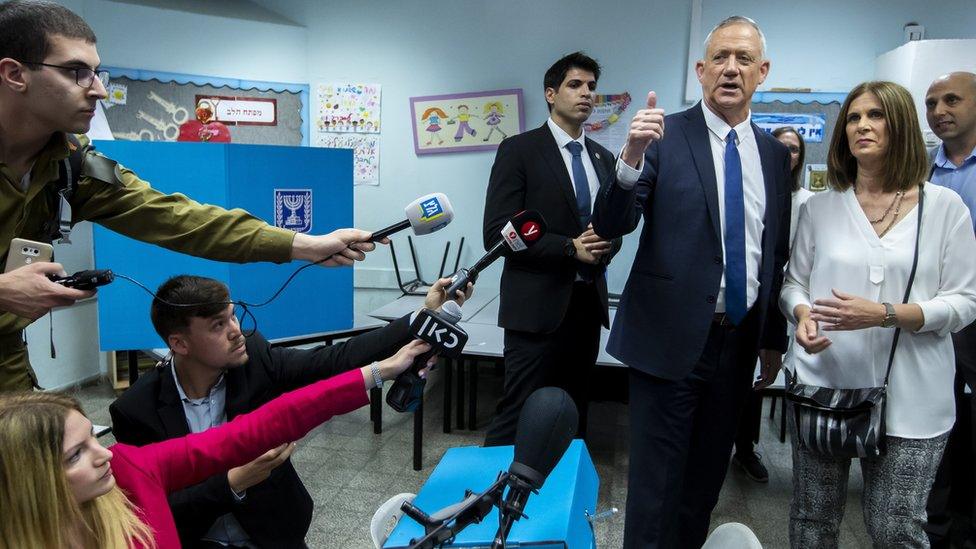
[
  {"xmin": 259, "ymin": 0, "xmax": 976, "ymax": 293},
  {"xmin": 30, "ymin": 0, "xmax": 976, "ymax": 388},
  {"xmin": 29, "ymin": 0, "xmax": 309, "ymax": 389}
]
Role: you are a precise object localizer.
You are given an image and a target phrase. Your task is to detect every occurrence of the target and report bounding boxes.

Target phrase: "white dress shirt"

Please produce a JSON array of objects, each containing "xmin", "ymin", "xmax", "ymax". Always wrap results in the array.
[
  {"xmin": 616, "ymin": 102, "xmax": 766, "ymax": 313},
  {"xmin": 548, "ymin": 117, "xmax": 600, "ymax": 209},
  {"xmin": 780, "ymin": 184, "xmax": 976, "ymax": 438}
]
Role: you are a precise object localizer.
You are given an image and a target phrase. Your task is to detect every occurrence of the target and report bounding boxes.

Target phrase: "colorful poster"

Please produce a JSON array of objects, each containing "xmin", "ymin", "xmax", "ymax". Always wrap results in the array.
[
  {"xmin": 753, "ymin": 113, "xmax": 827, "ymax": 143},
  {"xmin": 583, "ymin": 92, "xmax": 632, "ymax": 155},
  {"xmin": 313, "ymin": 132, "xmax": 379, "ymax": 186},
  {"xmin": 315, "ymin": 83, "xmax": 381, "ymax": 133},
  {"xmin": 409, "ymin": 89, "xmax": 524, "ymax": 155}
]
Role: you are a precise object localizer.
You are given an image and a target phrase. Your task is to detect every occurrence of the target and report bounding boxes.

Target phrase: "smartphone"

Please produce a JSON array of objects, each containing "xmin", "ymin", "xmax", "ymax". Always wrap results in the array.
[{"xmin": 4, "ymin": 238, "xmax": 54, "ymax": 273}]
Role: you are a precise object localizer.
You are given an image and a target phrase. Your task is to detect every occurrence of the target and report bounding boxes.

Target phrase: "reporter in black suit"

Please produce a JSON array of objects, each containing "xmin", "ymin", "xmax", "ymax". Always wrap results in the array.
[
  {"xmin": 483, "ymin": 52, "xmax": 621, "ymax": 446},
  {"xmin": 110, "ymin": 275, "xmax": 468, "ymax": 548}
]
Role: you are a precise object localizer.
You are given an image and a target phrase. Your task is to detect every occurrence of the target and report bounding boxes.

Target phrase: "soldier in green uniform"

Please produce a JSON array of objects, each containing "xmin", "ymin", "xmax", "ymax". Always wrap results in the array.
[{"xmin": 0, "ymin": 1, "xmax": 379, "ymax": 390}]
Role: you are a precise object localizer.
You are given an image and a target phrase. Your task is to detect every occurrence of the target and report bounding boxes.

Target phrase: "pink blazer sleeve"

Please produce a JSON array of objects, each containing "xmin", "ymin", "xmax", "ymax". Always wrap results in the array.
[{"xmin": 117, "ymin": 368, "xmax": 368, "ymax": 494}]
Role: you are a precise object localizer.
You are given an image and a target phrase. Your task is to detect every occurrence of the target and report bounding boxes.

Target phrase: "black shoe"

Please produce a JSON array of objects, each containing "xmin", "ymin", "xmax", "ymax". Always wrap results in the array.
[{"xmin": 733, "ymin": 451, "xmax": 769, "ymax": 483}]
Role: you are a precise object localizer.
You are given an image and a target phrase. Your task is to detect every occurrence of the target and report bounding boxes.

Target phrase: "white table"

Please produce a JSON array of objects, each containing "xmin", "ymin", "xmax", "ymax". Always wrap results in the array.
[{"xmin": 367, "ymin": 292, "xmax": 498, "ymax": 322}]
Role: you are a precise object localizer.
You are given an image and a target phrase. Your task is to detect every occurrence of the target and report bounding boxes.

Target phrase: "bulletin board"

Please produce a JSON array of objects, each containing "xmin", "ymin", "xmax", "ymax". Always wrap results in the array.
[
  {"xmin": 751, "ymin": 91, "xmax": 847, "ymax": 178},
  {"xmin": 100, "ymin": 67, "xmax": 310, "ymax": 146}
]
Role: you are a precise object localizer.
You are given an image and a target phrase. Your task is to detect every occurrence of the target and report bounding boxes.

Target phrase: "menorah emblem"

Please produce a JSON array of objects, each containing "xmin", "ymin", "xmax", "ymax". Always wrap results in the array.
[{"xmin": 274, "ymin": 189, "xmax": 313, "ymax": 233}]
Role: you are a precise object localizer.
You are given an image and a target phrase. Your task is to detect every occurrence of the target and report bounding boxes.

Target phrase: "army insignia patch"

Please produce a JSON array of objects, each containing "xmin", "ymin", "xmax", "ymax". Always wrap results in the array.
[{"xmin": 274, "ymin": 189, "xmax": 312, "ymax": 233}]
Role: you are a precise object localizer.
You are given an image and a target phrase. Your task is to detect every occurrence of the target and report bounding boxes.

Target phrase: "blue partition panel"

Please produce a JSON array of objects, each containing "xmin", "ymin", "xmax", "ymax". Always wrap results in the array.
[
  {"xmin": 385, "ymin": 440, "xmax": 598, "ymax": 549},
  {"xmin": 92, "ymin": 141, "xmax": 353, "ymax": 351}
]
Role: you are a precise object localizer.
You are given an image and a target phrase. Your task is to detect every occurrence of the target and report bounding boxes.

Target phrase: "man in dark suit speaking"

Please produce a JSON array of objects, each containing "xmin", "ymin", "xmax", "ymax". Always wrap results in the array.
[
  {"xmin": 592, "ymin": 16, "xmax": 791, "ymax": 548},
  {"xmin": 110, "ymin": 274, "xmax": 469, "ymax": 548},
  {"xmin": 483, "ymin": 52, "xmax": 621, "ymax": 446}
]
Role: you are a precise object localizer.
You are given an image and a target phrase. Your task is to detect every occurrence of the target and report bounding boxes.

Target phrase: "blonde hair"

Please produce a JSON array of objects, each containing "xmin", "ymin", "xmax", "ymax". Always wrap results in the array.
[
  {"xmin": 484, "ymin": 101, "xmax": 504, "ymax": 114},
  {"xmin": 827, "ymin": 81, "xmax": 929, "ymax": 192},
  {"xmin": 0, "ymin": 392, "xmax": 154, "ymax": 549}
]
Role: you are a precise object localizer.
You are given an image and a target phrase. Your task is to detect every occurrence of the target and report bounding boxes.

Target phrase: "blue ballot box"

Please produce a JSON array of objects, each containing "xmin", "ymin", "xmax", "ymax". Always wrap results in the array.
[
  {"xmin": 90, "ymin": 141, "xmax": 353, "ymax": 350},
  {"xmin": 385, "ymin": 439, "xmax": 598, "ymax": 549}
]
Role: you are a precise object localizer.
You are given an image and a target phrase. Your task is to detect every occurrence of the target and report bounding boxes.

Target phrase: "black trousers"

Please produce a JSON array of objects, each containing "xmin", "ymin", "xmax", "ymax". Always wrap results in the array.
[
  {"xmin": 926, "ymin": 320, "xmax": 976, "ymax": 547},
  {"xmin": 484, "ymin": 282, "xmax": 602, "ymax": 447},
  {"xmin": 734, "ymin": 382, "xmax": 763, "ymax": 454},
  {"xmin": 624, "ymin": 311, "xmax": 758, "ymax": 549}
]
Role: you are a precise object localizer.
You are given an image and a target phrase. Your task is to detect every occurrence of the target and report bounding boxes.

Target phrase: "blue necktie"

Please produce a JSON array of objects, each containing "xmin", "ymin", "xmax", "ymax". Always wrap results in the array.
[
  {"xmin": 724, "ymin": 129, "xmax": 747, "ymax": 324},
  {"xmin": 566, "ymin": 141, "xmax": 591, "ymax": 225}
]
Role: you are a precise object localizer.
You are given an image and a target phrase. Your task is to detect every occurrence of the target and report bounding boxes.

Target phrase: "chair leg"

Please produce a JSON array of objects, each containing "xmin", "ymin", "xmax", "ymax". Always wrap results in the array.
[
  {"xmin": 443, "ymin": 358, "xmax": 452, "ymax": 434},
  {"xmin": 769, "ymin": 392, "xmax": 777, "ymax": 419},
  {"xmin": 370, "ymin": 387, "xmax": 382, "ymax": 434},
  {"xmin": 456, "ymin": 358, "xmax": 466, "ymax": 429},
  {"xmin": 779, "ymin": 395, "xmax": 787, "ymax": 443},
  {"xmin": 413, "ymin": 396, "xmax": 423, "ymax": 471},
  {"xmin": 468, "ymin": 360, "xmax": 478, "ymax": 429}
]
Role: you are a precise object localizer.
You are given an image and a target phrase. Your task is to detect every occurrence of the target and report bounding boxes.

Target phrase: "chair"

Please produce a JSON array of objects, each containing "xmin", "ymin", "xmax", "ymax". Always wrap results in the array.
[
  {"xmin": 371, "ymin": 492, "xmax": 416, "ymax": 549},
  {"xmin": 701, "ymin": 522, "xmax": 763, "ymax": 549}
]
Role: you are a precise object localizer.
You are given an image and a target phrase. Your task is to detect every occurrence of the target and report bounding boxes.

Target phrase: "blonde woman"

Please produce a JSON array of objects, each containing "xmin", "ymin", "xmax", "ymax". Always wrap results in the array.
[
  {"xmin": 780, "ymin": 81, "xmax": 976, "ymax": 547},
  {"xmin": 0, "ymin": 342, "xmax": 432, "ymax": 548}
]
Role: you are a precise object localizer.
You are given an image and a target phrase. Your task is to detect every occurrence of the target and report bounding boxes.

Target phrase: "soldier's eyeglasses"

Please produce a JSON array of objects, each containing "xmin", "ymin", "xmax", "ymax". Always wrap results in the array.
[{"xmin": 21, "ymin": 61, "xmax": 110, "ymax": 88}]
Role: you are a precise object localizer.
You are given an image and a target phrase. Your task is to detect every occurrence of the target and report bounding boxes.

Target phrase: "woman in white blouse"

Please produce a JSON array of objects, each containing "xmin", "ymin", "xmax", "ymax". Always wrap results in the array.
[{"xmin": 780, "ymin": 81, "xmax": 976, "ymax": 548}]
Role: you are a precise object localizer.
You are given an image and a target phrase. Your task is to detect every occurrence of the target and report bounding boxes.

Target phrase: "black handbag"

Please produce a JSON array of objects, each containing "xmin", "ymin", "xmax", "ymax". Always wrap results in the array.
[{"xmin": 785, "ymin": 185, "xmax": 923, "ymax": 459}]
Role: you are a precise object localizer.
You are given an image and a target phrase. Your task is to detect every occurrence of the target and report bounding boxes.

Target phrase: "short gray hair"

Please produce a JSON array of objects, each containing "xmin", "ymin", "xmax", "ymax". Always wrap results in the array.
[{"xmin": 704, "ymin": 15, "xmax": 767, "ymax": 60}]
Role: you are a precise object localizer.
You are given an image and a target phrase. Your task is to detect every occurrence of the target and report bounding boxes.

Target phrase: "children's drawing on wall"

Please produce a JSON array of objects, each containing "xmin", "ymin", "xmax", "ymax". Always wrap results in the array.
[
  {"xmin": 315, "ymin": 83, "xmax": 381, "ymax": 134},
  {"xmin": 583, "ymin": 92, "xmax": 632, "ymax": 153},
  {"xmin": 421, "ymin": 107, "xmax": 447, "ymax": 145},
  {"xmin": 410, "ymin": 89, "xmax": 523, "ymax": 155},
  {"xmin": 481, "ymin": 101, "xmax": 508, "ymax": 142},
  {"xmin": 312, "ymin": 132, "xmax": 380, "ymax": 186},
  {"xmin": 450, "ymin": 104, "xmax": 477, "ymax": 142}
]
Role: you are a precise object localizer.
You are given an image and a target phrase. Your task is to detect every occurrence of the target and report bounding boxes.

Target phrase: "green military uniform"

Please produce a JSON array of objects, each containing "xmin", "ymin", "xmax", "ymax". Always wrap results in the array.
[{"xmin": 0, "ymin": 133, "xmax": 296, "ymax": 391}]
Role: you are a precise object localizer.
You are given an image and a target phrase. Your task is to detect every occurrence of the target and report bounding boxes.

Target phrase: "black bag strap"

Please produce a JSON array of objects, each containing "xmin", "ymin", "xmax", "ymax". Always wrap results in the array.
[{"xmin": 883, "ymin": 183, "xmax": 924, "ymax": 387}]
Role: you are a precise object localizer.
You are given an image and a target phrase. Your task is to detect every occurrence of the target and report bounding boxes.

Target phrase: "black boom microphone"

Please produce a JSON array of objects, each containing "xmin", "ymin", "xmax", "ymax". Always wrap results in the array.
[
  {"xmin": 444, "ymin": 210, "xmax": 548, "ymax": 296},
  {"xmin": 492, "ymin": 387, "xmax": 578, "ymax": 549},
  {"xmin": 386, "ymin": 300, "xmax": 468, "ymax": 413},
  {"xmin": 397, "ymin": 387, "xmax": 578, "ymax": 549}
]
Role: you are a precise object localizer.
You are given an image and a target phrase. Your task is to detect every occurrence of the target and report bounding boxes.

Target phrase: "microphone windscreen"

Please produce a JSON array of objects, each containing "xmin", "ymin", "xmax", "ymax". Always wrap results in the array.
[
  {"xmin": 500, "ymin": 210, "xmax": 547, "ymax": 252},
  {"xmin": 439, "ymin": 300, "xmax": 462, "ymax": 323},
  {"xmin": 405, "ymin": 193, "xmax": 454, "ymax": 235},
  {"xmin": 511, "ymin": 387, "xmax": 577, "ymax": 489}
]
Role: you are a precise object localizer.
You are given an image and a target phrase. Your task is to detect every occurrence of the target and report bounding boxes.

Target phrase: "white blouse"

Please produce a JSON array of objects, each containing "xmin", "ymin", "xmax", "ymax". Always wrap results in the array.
[{"xmin": 780, "ymin": 183, "xmax": 976, "ymax": 438}]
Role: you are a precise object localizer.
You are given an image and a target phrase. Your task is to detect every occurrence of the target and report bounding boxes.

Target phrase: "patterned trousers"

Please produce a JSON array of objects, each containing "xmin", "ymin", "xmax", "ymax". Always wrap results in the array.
[{"xmin": 789, "ymin": 417, "xmax": 949, "ymax": 548}]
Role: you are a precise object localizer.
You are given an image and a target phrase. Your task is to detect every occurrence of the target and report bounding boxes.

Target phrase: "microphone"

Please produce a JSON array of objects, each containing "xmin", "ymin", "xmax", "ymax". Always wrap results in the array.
[
  {"xmin": 492, "ymin": 387, "xmax": 578, "ymax": 549},
  {"xmin": 386, "ymin": 300, "xmax": 468, "ymax": 413},
  {"xmin": 369, "ymin": 193, "xmax": 454, "ymax": 242},
  {"xmin": 444, "ymin": 210, "xmax": 548, "ymax": 296}
]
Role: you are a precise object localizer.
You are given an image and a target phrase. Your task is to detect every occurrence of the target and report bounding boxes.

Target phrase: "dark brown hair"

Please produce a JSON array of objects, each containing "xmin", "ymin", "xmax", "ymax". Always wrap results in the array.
[
  {"xmin": 0, "ymin": 1, "xmax": 96, "ymax": 66},
  {"xmin": 772, "ymin": 126, "xmax": 805, "ymax": 192},
  {"xmin": 827, "ymin": 81, "xmax": 929, "ymax": 192},
  {"xmin": 150, "ymin": 276, "xmax": 230, "ymax": 341}
]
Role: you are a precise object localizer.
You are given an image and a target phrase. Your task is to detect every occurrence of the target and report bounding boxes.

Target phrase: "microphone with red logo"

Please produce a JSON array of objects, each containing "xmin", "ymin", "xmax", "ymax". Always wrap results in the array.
[{"xmin": 444, "ymin": 211, "xmax": 548, "ymax": 296}]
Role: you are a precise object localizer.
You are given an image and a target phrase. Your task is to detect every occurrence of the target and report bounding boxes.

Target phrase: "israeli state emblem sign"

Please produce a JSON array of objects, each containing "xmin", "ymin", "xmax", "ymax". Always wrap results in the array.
[{"xmin": 274, "ymin": 189, "xmax": 312, "ymax": 233}]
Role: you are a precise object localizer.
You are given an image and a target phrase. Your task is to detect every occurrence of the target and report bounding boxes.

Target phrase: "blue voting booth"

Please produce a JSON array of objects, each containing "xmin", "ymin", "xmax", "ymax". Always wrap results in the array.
[
  {"xmin": 91, "ymin": 141, "xmax": 353, "ymax": 350},
  {"xmin": 385, "ymin": 440, "xmax": 598, "ymax": 549}
]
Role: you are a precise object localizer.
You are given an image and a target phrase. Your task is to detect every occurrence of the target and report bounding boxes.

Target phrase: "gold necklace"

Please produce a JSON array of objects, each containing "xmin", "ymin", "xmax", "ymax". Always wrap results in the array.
[
  {"xmin": 877, "ymin": 192, "xmax": 907, "ymax": 238},
  {"xmin": 857, "ymin": 188, "xmax": 904, "ymax": 224}
]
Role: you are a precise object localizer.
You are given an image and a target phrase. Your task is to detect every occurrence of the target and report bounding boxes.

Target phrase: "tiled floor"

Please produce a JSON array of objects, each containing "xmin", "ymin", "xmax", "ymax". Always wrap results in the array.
[{"xmin": 75, "ymin": 364, "xmax": 874, "ymax": 548}]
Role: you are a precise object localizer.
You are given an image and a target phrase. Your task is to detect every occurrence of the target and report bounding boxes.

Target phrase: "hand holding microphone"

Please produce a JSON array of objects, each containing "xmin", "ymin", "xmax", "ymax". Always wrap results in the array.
[
  {"xmin": 386, "ymin": 300, "xmax": 468, "ymax": 412},
  {"xmin": 445, "ymin": 210, "xmax": 548, "ymax": 296},
  {"xmin": 293, "ymin": 193, "xmax": 454, "ymax": 266},
  {"xmin": 369, "ymin": 193, "xmax": 455, "ymax": 242}
]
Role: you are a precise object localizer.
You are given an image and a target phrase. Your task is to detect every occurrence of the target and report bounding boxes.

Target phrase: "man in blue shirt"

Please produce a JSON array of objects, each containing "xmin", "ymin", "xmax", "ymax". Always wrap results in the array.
[{"xmin": 925, "ymin": 70, "xmax": 976, "ymax": 549}]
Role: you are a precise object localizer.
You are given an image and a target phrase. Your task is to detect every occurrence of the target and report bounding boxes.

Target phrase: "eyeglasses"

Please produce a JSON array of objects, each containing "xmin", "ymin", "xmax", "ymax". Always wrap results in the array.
[
  {"xmin": 21, "ymin": 61, "xmax": 110, "ymax": 88},
  {"xmin": 786, "ymin": 145, "xmax": 801, "ymax": 153}
]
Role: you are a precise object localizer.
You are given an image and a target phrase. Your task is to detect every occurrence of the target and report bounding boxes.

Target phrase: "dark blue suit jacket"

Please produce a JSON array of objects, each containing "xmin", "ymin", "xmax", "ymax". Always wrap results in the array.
[{"xmin": 592, "ymin": 103, "xmax": 791, "ymax": 380}]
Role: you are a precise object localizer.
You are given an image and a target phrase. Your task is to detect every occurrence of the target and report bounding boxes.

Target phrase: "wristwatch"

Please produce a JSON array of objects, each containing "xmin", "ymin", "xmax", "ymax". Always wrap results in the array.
[
  {"xmin": 563, "ymin": 237, "xmax": 577, "ymax": 258},
  {"xmin": 881, "ymin": 302, "xmax": 898, "ymax": 328}
]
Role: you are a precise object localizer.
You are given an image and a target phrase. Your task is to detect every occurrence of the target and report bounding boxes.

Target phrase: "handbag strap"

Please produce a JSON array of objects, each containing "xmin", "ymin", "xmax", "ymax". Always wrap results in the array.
[{"xmin": 882, "ymin": 183, "xmax": 924, "ymax": 387}]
